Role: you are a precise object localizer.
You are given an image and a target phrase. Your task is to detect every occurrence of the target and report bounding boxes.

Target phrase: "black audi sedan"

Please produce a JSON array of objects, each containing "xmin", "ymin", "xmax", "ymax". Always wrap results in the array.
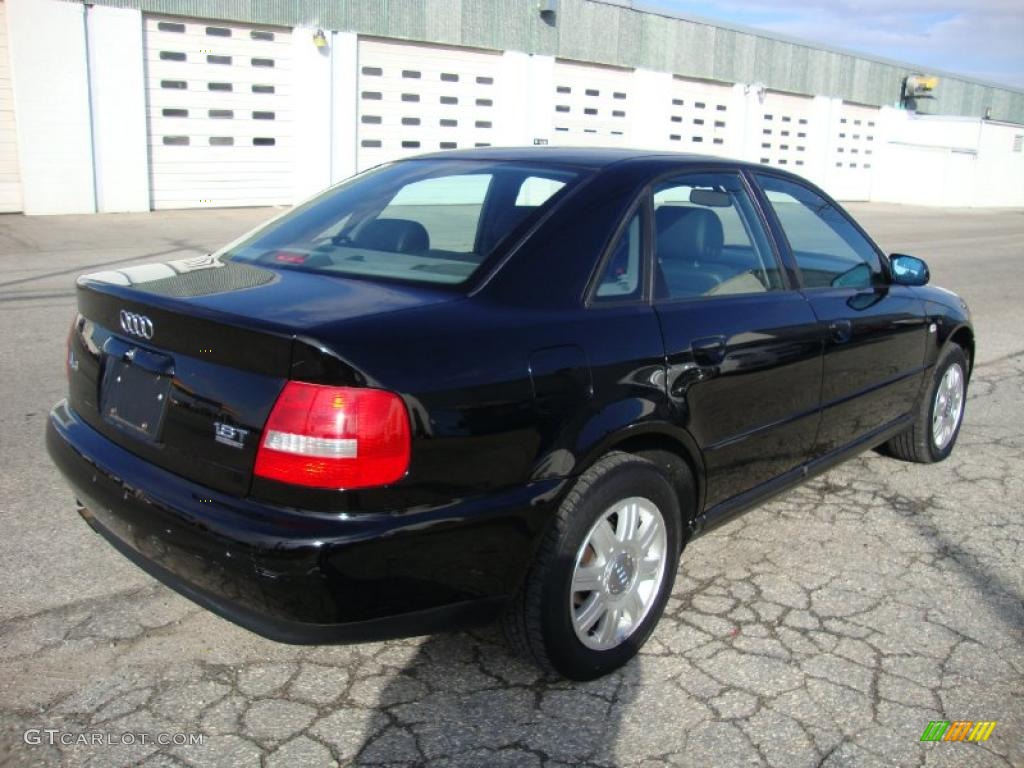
[{"xmin": 47, "ymin": 148, "xmax": 973, "ymax": 680}]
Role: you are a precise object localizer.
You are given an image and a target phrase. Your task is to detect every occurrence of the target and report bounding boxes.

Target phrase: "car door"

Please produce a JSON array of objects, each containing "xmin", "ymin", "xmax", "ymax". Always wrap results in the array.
[
  {"xmin": 650, "ymin": 170, "xmax": 824, "ymax": 509},
  {"xmin": 752, "ymin": 172, "xmax": 929, "ymax": 457}
]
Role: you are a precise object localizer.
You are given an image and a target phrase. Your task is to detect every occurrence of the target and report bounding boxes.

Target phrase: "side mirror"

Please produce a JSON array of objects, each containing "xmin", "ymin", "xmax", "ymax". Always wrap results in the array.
[{"xmin": 890, "ymin": 254, "xmax": 930, "ymax": 286}]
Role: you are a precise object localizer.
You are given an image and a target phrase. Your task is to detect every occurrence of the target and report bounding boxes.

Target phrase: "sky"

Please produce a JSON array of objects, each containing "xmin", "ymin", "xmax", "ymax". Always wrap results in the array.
[{"xmin": 649, "ymin": 0, "xmax": 1024, "ymax": 89}]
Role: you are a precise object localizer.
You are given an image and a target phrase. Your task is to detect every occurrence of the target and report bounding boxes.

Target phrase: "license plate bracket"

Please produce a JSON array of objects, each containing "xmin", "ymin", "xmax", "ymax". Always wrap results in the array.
[{"xmin": 100, "ymin": 355, "xmax": 172, "ymax": 442}]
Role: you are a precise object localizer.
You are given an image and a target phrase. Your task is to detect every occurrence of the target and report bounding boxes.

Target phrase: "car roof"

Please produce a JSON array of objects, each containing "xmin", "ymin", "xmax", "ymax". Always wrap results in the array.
[{"xmin": 407, "ymin": 145, "xmax": 763, "ymax": 170}]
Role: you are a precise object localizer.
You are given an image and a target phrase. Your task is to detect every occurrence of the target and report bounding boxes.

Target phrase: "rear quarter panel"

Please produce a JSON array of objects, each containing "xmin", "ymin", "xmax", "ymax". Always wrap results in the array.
[{"xmin": 271, "ymin": 298, "xmax": 673, "ymax": 512}]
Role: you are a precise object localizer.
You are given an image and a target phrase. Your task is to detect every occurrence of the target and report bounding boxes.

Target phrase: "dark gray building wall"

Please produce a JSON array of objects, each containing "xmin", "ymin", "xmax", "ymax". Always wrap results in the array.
[{"xmin": 81, "ymin": 0, "xmax": 1024, "ymax": 123}]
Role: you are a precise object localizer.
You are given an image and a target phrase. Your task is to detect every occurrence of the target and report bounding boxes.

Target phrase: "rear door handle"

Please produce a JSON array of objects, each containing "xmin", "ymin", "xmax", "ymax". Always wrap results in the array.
[
  {"xmin": 829, "ymin": 319, "xmax": 853, "ymax": 344},
  {"xmin": 691, "ymin": 335, "xmax": 727, "ymax": 365}
]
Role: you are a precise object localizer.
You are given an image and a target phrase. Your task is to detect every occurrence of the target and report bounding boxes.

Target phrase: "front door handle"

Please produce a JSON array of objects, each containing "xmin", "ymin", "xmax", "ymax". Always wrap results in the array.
[
  {"xmin": 691, "ymin": 335, "xmax": 727, "ymax": 365},
  {"xmin": 829, "ymin": 319, "xmax": 853, "ymax": 344}
]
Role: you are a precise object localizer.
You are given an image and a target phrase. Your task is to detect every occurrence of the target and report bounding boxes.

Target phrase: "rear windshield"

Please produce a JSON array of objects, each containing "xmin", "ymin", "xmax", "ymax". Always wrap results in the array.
[{"xmin": 219, "ymin": 160, "xmax": 584, "ymax": 286}]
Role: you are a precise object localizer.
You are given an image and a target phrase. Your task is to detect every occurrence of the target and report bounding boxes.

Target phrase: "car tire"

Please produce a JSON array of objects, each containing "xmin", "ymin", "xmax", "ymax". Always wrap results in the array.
[
  {"xmin": 502, "ymin": 451, "xmax": 684, "ymax": 680},
  {"xmin": 885, "ymin": 343, "xmax": 969, "ymax": 463}
]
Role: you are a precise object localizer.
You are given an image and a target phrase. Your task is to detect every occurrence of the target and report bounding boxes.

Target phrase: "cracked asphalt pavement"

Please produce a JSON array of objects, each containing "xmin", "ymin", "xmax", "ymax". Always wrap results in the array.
[{"xmin": 0, "ymin": 204, "xmax": 1021, "ymax": 767}]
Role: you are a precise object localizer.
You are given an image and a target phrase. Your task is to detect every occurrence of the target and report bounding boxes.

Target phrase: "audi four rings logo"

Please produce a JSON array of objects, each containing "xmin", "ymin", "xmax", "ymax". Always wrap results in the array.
[{"xmin": 119, "ymin": 310, "xmax": 154, "ymax": 339}]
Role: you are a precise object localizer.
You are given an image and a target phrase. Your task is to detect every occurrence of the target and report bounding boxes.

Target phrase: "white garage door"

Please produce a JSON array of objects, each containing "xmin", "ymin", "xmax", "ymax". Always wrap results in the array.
[
  {"xmin": 0, "ymin": 0, "xmax": 22, "ymax": 213},
  {"xmin": 143, "ymin": 15, "xmax": 293, "ymax": 209},
  {"xmin": 665, "ymin": 76, "xmax": 734, "ymax": 155},
  {"xmin": 825, "ymin": 103, "xmax": 880, "ymax": 201},
  {"xmin": 356, "ymin": 39, "xmax": 503, "ymax": 171},
  {"xmin": 550, "ymin": 60, "xmax": 633, "ymax": 146},
  {"xmin": 756, "ymin": 91, "xmax": 815, "ymax": 173}
]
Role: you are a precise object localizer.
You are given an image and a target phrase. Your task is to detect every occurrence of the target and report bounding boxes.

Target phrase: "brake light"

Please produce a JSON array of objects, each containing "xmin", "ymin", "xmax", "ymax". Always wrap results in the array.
[
  {"xmin": 254, "ymin": 382, "xmax": 411, "ymax": 490},
  {"xmin": 273, "ymin": 250, "xmax": 308, "ymax": 265}
]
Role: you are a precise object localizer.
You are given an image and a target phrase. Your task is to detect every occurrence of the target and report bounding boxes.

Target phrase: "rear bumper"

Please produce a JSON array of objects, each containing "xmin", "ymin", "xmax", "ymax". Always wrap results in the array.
[{"xmin": 46, "ymin": 400, "xmax": 559, "ymax": 643}]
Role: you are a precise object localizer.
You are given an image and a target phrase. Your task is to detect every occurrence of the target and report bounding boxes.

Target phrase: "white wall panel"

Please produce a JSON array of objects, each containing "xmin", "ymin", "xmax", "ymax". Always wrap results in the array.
[
  {"xmin": 6, "ymin": 0, "xmax": 94, "ymax": 214},
  {"xmin": 291, "ymin": 26, "xmax": 332, "ymax": 201},
  {"xmin": 0, "ymin": 0, "xmax": 22, "ymax": 212},
  {"xmin": 942, "ymin": 150, "xmax": 978, "ymax": 207},
  {"xmin": 975, "ymin": 122, "xmax": 1024, "ymax": 207},
  {"xmin": 629, "ymin": 69, "xmax": 672, "ymax": 150},
  {"xmin": 873, "ymin": 148, "xmax": 947, "ymax": 206},
  {"xmin": 330, "ymin": 31, "xmax": 358, "ymax": 184},
  {"xmin": 522, "ymin": 54, "xmax": 555, "ymax": 147},
  {"xmin": 88, "ymin": 6, "xmax": 149, "ymax": 212},
  {"xmin": 496, "ymin": 50, "xmax": 532, "ymax": 148},
  {"xmin": 866, "ymin": 109, "xmax": 1024, "ymax": 208}
]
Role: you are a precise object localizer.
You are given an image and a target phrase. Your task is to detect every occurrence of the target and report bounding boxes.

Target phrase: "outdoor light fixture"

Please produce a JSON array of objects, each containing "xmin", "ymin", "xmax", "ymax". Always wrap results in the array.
[
  {"xmin": 312, "ymin": 28, "xmax": 328, "ymax": 48},
  {"xmin": 901, "ymin": 74, "xmax": 938, "ymax": 110}
]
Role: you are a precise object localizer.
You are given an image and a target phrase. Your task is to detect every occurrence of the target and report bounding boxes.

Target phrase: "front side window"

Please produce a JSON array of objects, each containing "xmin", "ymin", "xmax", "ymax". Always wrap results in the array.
[
  {"xmin": 652, "ymin": 172, "xmax": 782, "ymax": 299},
  {"xmin": 220, "ymin": 160, "xmax": 582, "ymax": 286},
  {"xmin": 756, "ymin": 174, "xmax": 882, "ymax": 289}
]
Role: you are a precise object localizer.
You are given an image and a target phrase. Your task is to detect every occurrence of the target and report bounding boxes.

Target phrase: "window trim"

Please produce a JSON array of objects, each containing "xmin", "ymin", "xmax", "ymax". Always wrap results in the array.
[
  {"xmin": 748, "ymin": 168, "xmax": 892, "ymax": 292},
  {"xmin": 646, "ymin": 168, "xmax": 795, "ymax": 305}
]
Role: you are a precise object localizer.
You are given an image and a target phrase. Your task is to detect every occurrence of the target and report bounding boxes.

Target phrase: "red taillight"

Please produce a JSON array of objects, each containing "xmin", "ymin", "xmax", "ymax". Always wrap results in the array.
[
  {"xmin": 253, "ymin": 382, "xmax": 411, "ymax": 490},
  {"xmin": 66, "ymin": 316, "xmax": 78, "ymax": 383}
]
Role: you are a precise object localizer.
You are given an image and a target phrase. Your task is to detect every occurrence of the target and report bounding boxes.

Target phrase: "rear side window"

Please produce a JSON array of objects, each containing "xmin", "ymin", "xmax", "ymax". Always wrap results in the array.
[
  {"xmin": 756, "ymin": 174, "xmax": 882, "ymax": 289},
  {"xmin": 221, "ymin": 161, "xmax": 582, "ymax": 286},
  {"xmin": 653, "ymin": 173, "xmax": 782, "ymax": 299},
  {"xmin": 594, "ymin": 212, "xmax": 642, "ymax": 301}
]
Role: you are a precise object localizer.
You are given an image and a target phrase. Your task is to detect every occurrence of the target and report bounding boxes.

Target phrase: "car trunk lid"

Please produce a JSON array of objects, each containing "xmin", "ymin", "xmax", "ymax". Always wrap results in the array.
[{"xmin": 68, "ymin": 255, "xmax": 455, "ymax": 495}]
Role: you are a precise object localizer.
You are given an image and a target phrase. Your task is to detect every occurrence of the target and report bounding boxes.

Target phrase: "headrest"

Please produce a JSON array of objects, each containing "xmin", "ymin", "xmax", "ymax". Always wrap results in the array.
[
  {"xmin": 654, "ymin": 205, "xmax": 691, "ymax": 235},
  {"xmin": 353, "ymin": 218, "xmax": 430, "ymax": 254},
  {"xmin": 655, "ymin": 207, "xmax": 723, "ymax": 263}
]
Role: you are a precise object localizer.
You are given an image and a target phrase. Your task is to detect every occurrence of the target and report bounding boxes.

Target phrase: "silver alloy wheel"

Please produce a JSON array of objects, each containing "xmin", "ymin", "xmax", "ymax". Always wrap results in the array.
[
  {"xmin": 570, "ymin": 496, "xmax": 668, "ymax": 651},
  {"xmin": 932, "ymin": 362, "xmax": 965, "ymax": 450}
]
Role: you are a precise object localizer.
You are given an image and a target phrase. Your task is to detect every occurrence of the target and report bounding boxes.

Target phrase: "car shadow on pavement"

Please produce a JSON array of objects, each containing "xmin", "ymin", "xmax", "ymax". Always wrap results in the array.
[{"xmin": 350, "ymin": 624, "xmax": 636, "ymax": 767}]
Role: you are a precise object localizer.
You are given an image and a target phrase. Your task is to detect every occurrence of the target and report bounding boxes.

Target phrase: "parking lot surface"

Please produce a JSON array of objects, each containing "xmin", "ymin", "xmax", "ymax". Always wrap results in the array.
[{"xmin": 0, "ymin": 203, "xmax": 1021, "ymax": 767}]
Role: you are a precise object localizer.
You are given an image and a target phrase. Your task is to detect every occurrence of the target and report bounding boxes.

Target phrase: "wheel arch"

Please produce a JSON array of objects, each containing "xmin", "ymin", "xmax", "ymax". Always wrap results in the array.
[
  {"xmin": 574, "ymin": 424, "xmax": 705, "ymax": 530},
  {"xmin": 948, "ymin": 324, "xmax": 975, "ymax": 377}
]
